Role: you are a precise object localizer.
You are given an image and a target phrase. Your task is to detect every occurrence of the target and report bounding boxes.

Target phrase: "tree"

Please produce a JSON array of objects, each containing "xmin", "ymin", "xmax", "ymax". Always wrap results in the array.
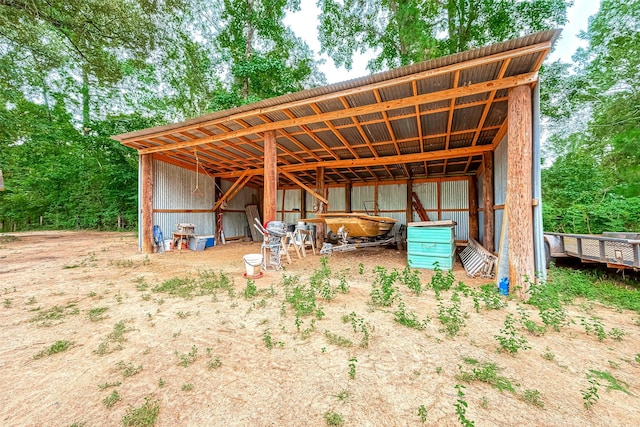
[{"xmin": 317, "ymin": 0, "xmax": 571, "ymax": 71}]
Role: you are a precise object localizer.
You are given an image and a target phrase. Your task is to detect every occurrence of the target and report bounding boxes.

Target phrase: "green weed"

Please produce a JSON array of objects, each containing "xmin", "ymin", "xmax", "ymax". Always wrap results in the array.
[
  {"xmin": 437, "ymin": 292, "xmax": 466, "ymax": 337},
  {"xmin": 94, "ymin": 320, "xmax": 133, "ymax": 355},
  {"xmin": 115, "ymin": 361, "xmax": 142, "ymax": 378},
  {"xmin": 175, "ymin": 345, "xmax": 198, "ymax": 367},
  {"xmin": 417, "ymin": 405, "xmax": 428, "ymax": 423},
  {"xmin": 400, "ymin": 264, "xmax": 422, "ymax": 296},
  {"xmin": 495, "ymin": 313, "xmax": 530, "ymax": 354},
  {"xmin": 454, "ymin": 384, "xmax": 475, "ymax": 427},
  {"xmin": 348, "ymin": 357, "xmax": 357, "ymax": 380},
  {"xmin": 579, "ymin": 316, "xmax": 607, "ymax": 341},
  {"xmin": 343, "ymin": 312, "xmax": 371, "ymax": 347},
  {"xmin": 181, "ymin": 383, "xmax": 194, "ymax": 391},
  {"xmin": 243, "ymin": 279, "xmax": 258, "ymax": 299},
  {"xmin": 588, "ymin": 370, "xmax": 630, "ymax": 394},
  {"xmin": 457, "ymin": 360, "xmax": 515, "ymax": 393},
  {"xmin": 34, "ymin": 340, "xmax": 73, "ymax": 359},
  {"xmin": 263, "ymin": 329, "xmax": 283, "ymax": 349},
  {"xmin": 122, "ymin": 397, "xmax": 160, "ymax": 427},
  {"xmin": 429, "ymin": 263, "xmax": 455, "ymax": 298},
  {"xmin": 521, "ymin": 389, "xmax": 544, "ymax": 408},
  {"xmin": 394, "ymin": 300, "xmax": 428, "ymax": 330},
  {"xmin": 207, "ymin": 356, "xmax": 222, "ymax": 370},
  {"xmin": 324, "ymin": 411, "xmax": 344, "ymax": 426},
  {"xmin": 98, "ymin": 381, "xmax": 121, "ymax": 390},
  {"xmin": 29, "ymin": 303, "xmax": 79, "ymax": 326},
  {"xmin": 581, "ymin": 375, "xmax": 600, "ymax": 410},
  {"xmin": 324, "ymin": 330, "xmax": 353, "ymax": 347},
  {"xmin": 370, "ymin": 266, "xmax": 399, "ymax": 307},
  {"xmin": 102, "ymin": 390, "xmax": 121, "ymax": 409},
  {"xmin": 88, "ymin": 306, "xmax": 108, "ymax": 322}
]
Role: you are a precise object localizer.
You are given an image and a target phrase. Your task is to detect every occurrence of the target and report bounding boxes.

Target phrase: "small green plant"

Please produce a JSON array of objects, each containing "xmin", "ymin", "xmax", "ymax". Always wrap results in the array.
[
  {"xmin": 88, "ymin": 306, "xmax": 108, "ymax": 322},
  {"xmin": 401, "ymin": 264, "xmax": 422, "ymax": 296},
  {"xmin": 394, "ymin": 300, "xmax": 428, "ymax": 330},
  {"xmin": 29, "ymin": 303, "xmax": 79, "ymax": 326},
  {"xmin": 176, "ymin": 311, "xmax": 192, "ymax": 319},
  {"xmin": 542, "ymin": 348, "xmax": 555, "ymax": 361},
  {"xmin": 417, "ymin": 404, "xmax": 428, "ymax": 423},
  {"xmin": 581, "ymin": 375, "xmax": 600, "ymax": 410},
  {"xmin": 122, "ymin": 397, "xmax": 160, "ymax": 427},
  {"xmin": 344, "ymin": 312, "xmax": 371, "ymax": 347},
  {"xmin": 243, "ymin": 279, "xmax": 258, "ymax": 299},
  {"xmin": 337, "ymin": 273, "xmax": 350, "ymax": 294},
  {"xmin": 516, "ymin": 305, "xmax": 546, "ymax": 336},
  {"xmin": 103, "ymin": 390, "xmax": 121, "ymax": 408},
  {"xmin": 115, "ymin": 361, "xmax": 142, "ymax": 378},
  {"xmin": 175, "ymin": 345, "xmax": 198, "ymax": 367},
  {"xmin": 34, "ymin": 340, "xmax": 74, "ymax": 359},
  {"xmin": 437, "ymin": 292, "xmax": 466, "ymax": 337},
  {"xmin": 454, "ymin": 384, "xmax": 475, "ymax": 427},
  {"xmin": 429, "ymin": 263, "xmax": 455, "ymax": 298},
  {"xmin": 480, "ymin": 396, "xmax": 488, "ymax": 409},
  {"xmin": 324, "ymin": 411, "xmax": 344, "ymax": 426},
  {"xmin": 3, "ymin": 298, "xmax": 12, "ymax": 308},
  {"xmin": 370, "ymin": 266, "xmax": 399, "ymax": 307},
  {"xmin": 358, "ymin": 262, "xmax": 364, "ymax": 275},
  {"xmin": 207, "ymin": 356, "xmax": 222, "ymax": 370},
  {"xmin": 456, "ymin": 360, "xmax": 515, "ymax": 393},
  {"xmin": 521, "ymin": 389, "xmax": 544, "ymax": 408},
  {"xmin": 94, "ymin": 320, "xmax": 133, "ymax": 355},
  {"xmin": 181, "ymin": 383, "xmax": 194, "ymax": 391},
  {"xmin": 495, "ymin": 313, "xmax": 530, "ymax": 354},
  {"xmin": 580, "ymin": 316, "xmax": 607, "ymax": 341},
  {"xmin": 477, "ymin": 284, "xmax": 506, "ymax": 310},
  {"xmin": 263, "ymin": 329, "xmax": 283, "ymax": 349},
  {"xmin": 608, "ymin": 328, "xmax": 626, "ymax": 341},
  {"xmin": 324, "ymin": 330, "xmax": 353, "ymax": 347},
  {"xmin": 348, "ymin": 357, "xmax": 357, "ymax": 380},
  {"xmin": 435, "ymin": 366, "xmax": 442, "ymax": 374},
  {"xmin": 26, "ymin": 296, "xmax": 37, "ymax": 305},
  {"xmin": 334, "ymin": 389, "xmax": 350, "ymax": 401},
  {"xmin": 98, "ymin": 381, "xmax": 121, "ymax": 390},
  {"xmin": 158, "ymin": 378, "xmax": 166, "ymax": 388}
]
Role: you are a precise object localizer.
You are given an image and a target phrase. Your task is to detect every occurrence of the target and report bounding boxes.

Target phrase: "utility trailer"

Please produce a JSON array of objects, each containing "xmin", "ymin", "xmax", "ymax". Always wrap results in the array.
[
  {"xmin": 544, "ymin": 232, "xmax": 640, "ymax": 270},
  {"xmin": 320, "ymin": 224, "xmax": 406, "ymax": 255}
]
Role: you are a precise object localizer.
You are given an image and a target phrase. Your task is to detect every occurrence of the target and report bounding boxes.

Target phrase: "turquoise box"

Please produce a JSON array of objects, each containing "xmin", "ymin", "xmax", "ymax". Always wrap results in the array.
[{"xmin": 407, "ymin": 221, "xmax": 456, "ymax": 270}]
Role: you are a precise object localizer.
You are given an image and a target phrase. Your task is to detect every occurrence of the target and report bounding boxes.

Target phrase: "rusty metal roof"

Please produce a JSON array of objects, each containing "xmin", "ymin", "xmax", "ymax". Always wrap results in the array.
[{"xmin": 112, "ymin": 30, "xmax": 560, "ymax": 188}]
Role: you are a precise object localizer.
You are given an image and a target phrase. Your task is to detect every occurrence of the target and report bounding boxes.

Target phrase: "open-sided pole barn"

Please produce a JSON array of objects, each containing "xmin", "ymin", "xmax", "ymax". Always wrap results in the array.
[{"xmin": 112, "ymin": 30, "xmax": 559, "ymax": 296}]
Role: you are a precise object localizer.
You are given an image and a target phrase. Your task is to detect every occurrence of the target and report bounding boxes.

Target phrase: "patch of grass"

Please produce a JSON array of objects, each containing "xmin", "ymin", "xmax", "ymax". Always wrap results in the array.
[
  {"xmin": 282, "ymin": 274, "xmax": 320, "ymax": 318},
  {"xmin": 122, "ymin": 397, "xmax": 160, "ymax": 427},
  {"xmin": 394, "ymin": 300, "xmax": 428, "ymax": 330},
  {"xmin": 29, "ymin": 303, "xmax": 79, "ymax": 326},
  {"xmin": 88, "ymin": 306, "xmax": 108, "ymax": 322},
  {"xmin": 152, "ymin": 270, "xmax": 234, "ymax": 300},
  {"xmin": 98, "ymin": 381, "xmax": 122, "ymax": 390},
  {"xmin": 400, "ymin": 264, "xmax": 422, "ymax": 296},
  {"xmin": 263, "ymin": 329, "xmax": 284, "ymax": 349},
  {"xmin": 324, "ymin": 330, "xmax": 353, "ymax": 347},
  {"xmin": 3, "ymin": 298, "xmax": 12, "ymax": 308},
  {"xmin": 103, "ymin": 390, "xmax": 121, "ymax": 408},
  {"xmin": 343, "ymin": 312, "xmax": 371, "ymax": 348},
  {"xmin": 457, "ymin": 360, "xmax": 516, "ymax": 393},
  {"xmin": 207, "ymin": 356, "xmax": 222, "ymax": 370},
  {"xmin": 588, "ymin": 370, "xmax": 630, "ymax": 394},
  {"xmin": 176, "ymin": 311, "xmax": 192, "ymax": 319},
  {"xmin": 437, "ymin": 292, "xmax": 466, "ymax": 337},
  {"xmin": 94, "ymin": 320, "xmax": 134, "ymax": 355},
  {"xmin": 115, "ymin": 361, "xmax": 142, "ymax": 378},
  {"xmin": 243, "ymin": 279, "xmax": 258, "ymax": 299},
  {"xmin": 428, "ymin": 263, "xmax": 455, "ymax": 298},
  {"xmin": 181, "ymin": 383, "xmax": 194, "ymax": 391},
  {"xmin": 476, "ymin": 284, "xmax": 507, "ymax": 310},
  {"xmin": 417, "ymin": 404, "xmax": 428, "ymax": 423},
  {"xmin": 521, "ymin": 389, "xmax": 544, "ymax": 408},
  {"xmin": 25, "ymin": 296, "xmax": 37, "ymax": 305},
  {"xmin": 175, "ymin": 345, "xmax": 198, "ymax": 367},
  {"xmin": 324, "ymin": 411, "xmax": 344, "ymax": 426},
  {"xmin": 333, "ymin": 389, "xmax": 350, "ymax": 401},
  {"xmin": 495, "ymin": 313, "xmax": 530, "ymax": 354},
  {"xmin": 34, "ymin": 340, "xmax": 74, "ymax": 359},
  {"xmin": 370, "ymin": 266, "xmax": 399, "ymax": 307}
]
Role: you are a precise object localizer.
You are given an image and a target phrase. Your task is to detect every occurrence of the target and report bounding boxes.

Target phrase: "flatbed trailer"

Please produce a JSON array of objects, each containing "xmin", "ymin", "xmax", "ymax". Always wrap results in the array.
[{"xmin": 544, "ymin": 232, "xmax": 640, "ymax": 270}]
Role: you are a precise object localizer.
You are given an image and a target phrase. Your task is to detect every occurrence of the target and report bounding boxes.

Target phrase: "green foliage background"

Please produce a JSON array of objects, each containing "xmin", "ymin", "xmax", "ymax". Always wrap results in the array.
[{"xmin": 0, "ymin": 0, "xmax": 637, "ymax": 233}]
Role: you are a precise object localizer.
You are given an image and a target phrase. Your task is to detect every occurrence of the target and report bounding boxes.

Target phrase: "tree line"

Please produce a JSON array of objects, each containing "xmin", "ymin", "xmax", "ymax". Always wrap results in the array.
[{"xmin": 0, "ymin": 0, "xmax": 637, "ymax": 233}]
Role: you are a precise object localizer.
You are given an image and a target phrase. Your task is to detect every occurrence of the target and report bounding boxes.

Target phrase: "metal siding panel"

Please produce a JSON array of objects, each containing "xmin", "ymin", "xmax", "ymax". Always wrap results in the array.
[
  {"xmin": 328, "ymin": 187, "xmax": 346, "ymax": 211},
  {"xmin": 495, "ymin": 209, "xmax": 505, "ymax": 251},
  {"xmin": 441, "ymin": 211, "xmax": 469, "ymax": 241},
  {"xmin": 284, "ymin": 189, "xmax": 301, "ymax": 210},
  {"xmin": 412, "ymin": 182, "xmax": 438, "ymax": 209},
  {"xmin": 378, "ymin": 183, "xmax": 406, "ymax": 211},
  {"xmin": 479, "ymin": 212, "xmax": 484, "ymax": 242},
  {"xmin": 477, "ymin": 173, "xmax": 484, "ymax": 208},
  {"xmin": 351, "ymin": 185, "xmax": 375, "ymax": 211},
  {"xmin": 441, "ymin": 180, "xmax": 468, "ymax": 209},
  {"xmin": 494, "ymin": 136, "xmax": 508, "ymax": 205}
]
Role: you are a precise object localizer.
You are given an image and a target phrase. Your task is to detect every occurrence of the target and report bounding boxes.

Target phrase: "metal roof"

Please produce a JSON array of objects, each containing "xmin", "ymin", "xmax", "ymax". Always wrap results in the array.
[{"xmin": 112, "ymin": 29, "xmax": 560, "ymax": 188}]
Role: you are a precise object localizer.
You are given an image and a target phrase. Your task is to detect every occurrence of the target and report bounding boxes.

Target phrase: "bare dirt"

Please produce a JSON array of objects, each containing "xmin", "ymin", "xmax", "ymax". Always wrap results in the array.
[{"xmin": 1, "ymin": 231, "xmax": 640, "ymax": 426}]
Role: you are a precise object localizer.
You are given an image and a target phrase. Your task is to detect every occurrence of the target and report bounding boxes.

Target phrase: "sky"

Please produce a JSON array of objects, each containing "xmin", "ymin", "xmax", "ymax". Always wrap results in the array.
[{"xmin": 284, "ymin": 0, "xmax": 603, "ymax": 84}]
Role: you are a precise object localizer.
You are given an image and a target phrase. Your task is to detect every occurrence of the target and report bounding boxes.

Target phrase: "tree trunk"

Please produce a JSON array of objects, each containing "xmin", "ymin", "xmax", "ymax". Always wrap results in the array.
[{"xmin": 81, "ymin": 64, "xmax": 90, "ymax": 134}]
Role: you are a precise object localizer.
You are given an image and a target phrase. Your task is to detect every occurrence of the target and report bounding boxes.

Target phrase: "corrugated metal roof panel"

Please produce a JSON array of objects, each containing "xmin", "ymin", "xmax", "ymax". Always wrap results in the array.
[{"xmin": 453, "ymin": 105, "xmax": 484, "ymax": 132}]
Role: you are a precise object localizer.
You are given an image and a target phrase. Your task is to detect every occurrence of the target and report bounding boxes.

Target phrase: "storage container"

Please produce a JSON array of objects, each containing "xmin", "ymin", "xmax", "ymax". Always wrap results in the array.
[
  {"xmin": 407, "ymin": 220, "xmax": 456, "ymax": 270},
  {"xmin": 189, "ymin": 237, "xmax": 207, "ymax": 251}
]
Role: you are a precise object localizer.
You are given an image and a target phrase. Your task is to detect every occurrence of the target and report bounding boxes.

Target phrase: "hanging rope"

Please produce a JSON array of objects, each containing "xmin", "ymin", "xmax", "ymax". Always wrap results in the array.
[{"xmin": 192, "ymin": 149, "xmax": 203, "ymax": 197}]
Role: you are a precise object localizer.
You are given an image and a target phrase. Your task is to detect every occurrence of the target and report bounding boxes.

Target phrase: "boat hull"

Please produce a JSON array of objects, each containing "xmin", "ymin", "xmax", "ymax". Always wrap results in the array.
[{"xmin": 318, "ymin": 213, "xmax": 397, "ymax": 238}]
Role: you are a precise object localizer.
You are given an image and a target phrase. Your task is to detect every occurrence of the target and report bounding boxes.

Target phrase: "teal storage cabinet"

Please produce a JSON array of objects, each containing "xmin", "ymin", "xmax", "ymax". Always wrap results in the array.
[{"xmin": 407, "ymin": 221, "xmax": 456, "ymax": 270}]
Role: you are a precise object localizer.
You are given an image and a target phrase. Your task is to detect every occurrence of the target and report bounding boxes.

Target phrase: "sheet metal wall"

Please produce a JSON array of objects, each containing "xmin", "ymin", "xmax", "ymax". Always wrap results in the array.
[
  {"xmin": 351, "ymin": 185, "xmax": 374, "ymax": 213},
  {"xmin": 412, "ymin": 182, "xmax": 438, "ymax": 221},
  {"xmin": 477, "ymin": 173, "xmax": 484, "ymax": 242},
  {"xmin": 441, "ymin": 180, "xmax": 469, "ymax": 241},
  {"xmin": 328, "ymin": 187, "xmax": 346, "ymax": 212},
  {"xmin": 278, "ymin": 189, "xmax": 302, "ymax": 224},
  {"xmin": 378, "ymin": 183, "xmax": 407, "ymax": 224},
  {"xmin": 152, "ymin": 159, "xmax": 215, "ymax": 240},
  {"xmin": 221, "ymin": 179, "xmax": 259, "ymax": 238},
  {"xmin": 493, "ymin": 136, "xmax": 508, "ymax": 249}
]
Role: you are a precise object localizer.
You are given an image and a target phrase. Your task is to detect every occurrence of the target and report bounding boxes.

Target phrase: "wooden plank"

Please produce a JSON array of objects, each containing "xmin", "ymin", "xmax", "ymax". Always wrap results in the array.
[
  {"xmin": 468, "ymin": 175, "xmax": 479, "ymax": 240},
  {"xmin": 136, "ymin": 73, "xmax": 538, "ymax": 155},
  {"xmin": 280, "ymin": 170, "xmax": 329, "ymax": 206},
  {"xmin": 140, "ymin": 154, "xmax": 154, "ymax": 253},
  {"xmin": 263, "ymin": 130, "xmax": 278, "ymax": 223},
  {"xmin": 315, "ymin": 167, "xmax": 326, "ymax": 249},
  {"xmin": 507, "ymin": 85, "xmax": 535, "ymax": 299},
  {"xmin": 482, "ymin": 152, "xmax": 494, "ymax": 253},
  {"xmin": 213, "ymin": 171, "xmax": 251, "ymax": 211}
]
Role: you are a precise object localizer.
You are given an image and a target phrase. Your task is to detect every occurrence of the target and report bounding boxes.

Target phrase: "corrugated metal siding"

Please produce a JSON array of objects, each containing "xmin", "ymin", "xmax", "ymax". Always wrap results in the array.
[
  {"xmin": 479, "ymin": 211, "xmax": 484, "ymax": 242},
  {"xmin": 279, "ymin": 188, "xmax": 302, "ymax": 225},
  {"xmin": 495, "ymin": 208, "xmax": 505, "ymax": 250},
  {"xmin": 477, "ymin": 173, "xmax": 484, "ymax": 208},
  {"xmin": 351, "ymin": 185, "xmax": 375, "ymax": 212},
  {"xmin": 494, "ymin": 135, "xmax": 508, "ymax": 205},
  {"xmin": 441, "ymin": 180, "xmax": 467, "ymax": 209},
  {"xmin": 328, "ymin": 187, "xmax": 346, "ymax": 212},
  {"xmin": 412, "ymin": 182, "xmax": 438, "ymax": 221},
  {"xmin": 152, "ymin": 160, "xmax": 215, "ymax": 238},
  {"xmin": 378, "ymin": 183, "xmax": 406, "ymax": 212},
  {"xmin": 220, "ymin": 179, "xmax": 258, "ymax": 238},
  {"xmin": 441, "ymin": 211, "xmax": 469, "ymax": 241}
]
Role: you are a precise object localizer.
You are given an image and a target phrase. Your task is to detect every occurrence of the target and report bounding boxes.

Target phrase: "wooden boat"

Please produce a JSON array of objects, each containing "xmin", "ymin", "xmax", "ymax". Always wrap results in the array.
[{"xmin": 317, "ymin": 213, "xmax": 398, "ymax": 238}]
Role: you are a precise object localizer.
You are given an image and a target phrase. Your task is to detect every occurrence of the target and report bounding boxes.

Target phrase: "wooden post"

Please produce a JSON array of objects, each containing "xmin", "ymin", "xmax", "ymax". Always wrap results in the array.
[
  {"xmin": 263, "ymin": 130, "xmax": 277, "ymax": 224},
  {"xmin": 315, "ymin": 166, "xmax": 326, "ymax": 249},
  {"xmin": 482, "ymin": 152, "xmax": 494, "ymax": 253},
  {"xmin": 140, "ymin": 153, "xmax": 154, "ymax": 253},
  {"xmin": 468, "ymin": 175, "xmax": 479, "ymax": 240},
  {"xmin": 345, "ymin": 182, "xmax": 352, "ymax": 213},
  {"xmin": 507, "ymin": 85, "xmax": 535, "ymax": 298},
  {"xmin": 301, "ymin": 188, "xmax": 306, "ymax": 220},
  {"xmin": 406, "ymin": 179, "xmax": 413, "ymax": 224}
]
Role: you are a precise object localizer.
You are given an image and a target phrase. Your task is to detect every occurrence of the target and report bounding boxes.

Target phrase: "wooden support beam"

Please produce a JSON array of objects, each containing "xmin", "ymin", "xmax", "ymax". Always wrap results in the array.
[
  {"xmin": 468, "ymin": 175, "xmax": 479, "ymax": 240},
  {"xmin": 482, "ymin": 152, "xmax": 494, "ymax": 253},
  {"xmin": 280, "ymin": 170, "xmax": 329, "ymax": 205},
  {"xmin": 213, "ymin": 171, "xmax": 251, "ymax": 211},
  {"xmin": 140, "ymin": 154, "xmax": 154, "ymax": 253},
  {"xmin": 345, "ymin": 182, "xmax": 352, "ymax": 213},
  {"xmin": 406, "ymin": 179, "xmax": 413, "ymax": 223},
  {"xmin": 264, "ymin": 130, "xmax": 278, "ymax": 223},
  {"xmin": 315, "ymin": 167, "xmax": 326, "ymax": 249},
  {"xmin": 216, "ymin": 145, "xmax": 493, "ymax": 179},
  {"xmin": 507, "ymin": 85, "xmax": 535, "ymax": 298},
  {"xmin": 136, "ymin": 72, "xmax": 538, "ymax": 155}
]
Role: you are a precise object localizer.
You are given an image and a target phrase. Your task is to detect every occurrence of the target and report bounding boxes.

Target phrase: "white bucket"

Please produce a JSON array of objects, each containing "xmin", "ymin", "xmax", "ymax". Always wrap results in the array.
[
  {"xmin": 164, "ymin": 239, "xmax": 173, "ymax": 251},
  {"xmin": 243, "ymin": 254, "xmax": 263, "ymax": 276}
]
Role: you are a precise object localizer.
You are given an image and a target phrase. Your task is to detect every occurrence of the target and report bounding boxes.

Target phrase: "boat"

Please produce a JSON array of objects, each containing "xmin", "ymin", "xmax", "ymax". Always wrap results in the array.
[{"xmin": 317, "ymin": 213, "xmax": 398, "ymax": 238}]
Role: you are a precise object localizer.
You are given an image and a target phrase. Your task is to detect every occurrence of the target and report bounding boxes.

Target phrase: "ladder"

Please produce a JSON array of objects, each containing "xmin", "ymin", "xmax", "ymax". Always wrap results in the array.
[{"xmin": 411, "ymin": 192, "xmax": 430, "ymax": 221}]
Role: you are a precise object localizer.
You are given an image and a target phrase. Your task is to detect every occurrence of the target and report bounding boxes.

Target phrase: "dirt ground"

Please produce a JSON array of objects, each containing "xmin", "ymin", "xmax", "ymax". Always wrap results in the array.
[{"xmin": 1, "ymin": 231, "xmax": 640, "ymax": 427}]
